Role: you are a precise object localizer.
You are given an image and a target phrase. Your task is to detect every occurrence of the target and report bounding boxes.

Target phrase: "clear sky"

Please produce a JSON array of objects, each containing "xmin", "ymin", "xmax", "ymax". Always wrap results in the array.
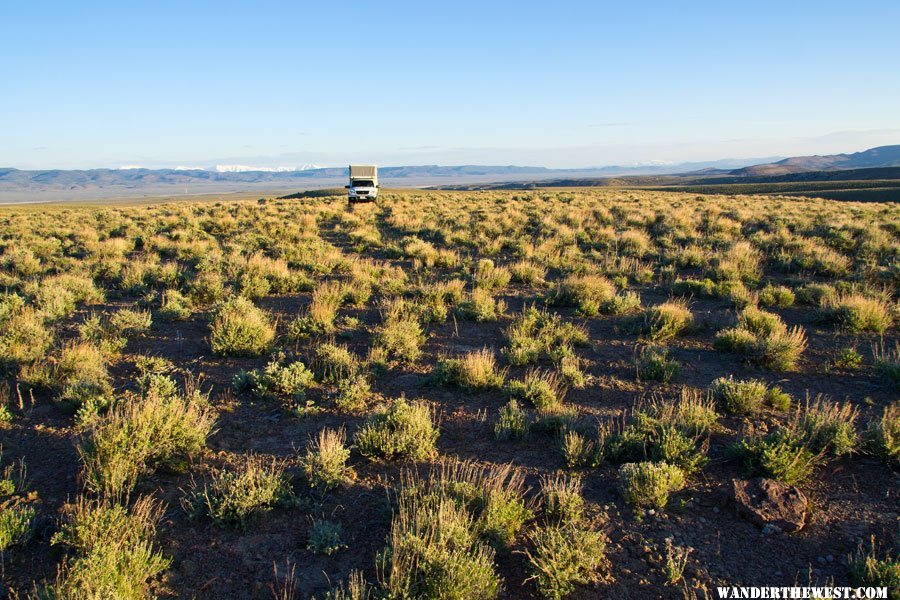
[{"xmin": 2, "ymin": 0, "xmax": 899, "ymax": 169}]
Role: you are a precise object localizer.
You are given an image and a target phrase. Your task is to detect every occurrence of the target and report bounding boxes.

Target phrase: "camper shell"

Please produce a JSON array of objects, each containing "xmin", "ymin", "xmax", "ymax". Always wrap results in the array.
[{"xmin": 347, "ymin": 165, "xmax": 378, "ymax": 202}]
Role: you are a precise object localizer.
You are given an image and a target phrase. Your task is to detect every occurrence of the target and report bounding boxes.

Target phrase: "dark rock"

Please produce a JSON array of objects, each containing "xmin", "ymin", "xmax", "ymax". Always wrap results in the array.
[{"xmin": 732, "ymin": 477, "xmax": 808, "ymax": 533}]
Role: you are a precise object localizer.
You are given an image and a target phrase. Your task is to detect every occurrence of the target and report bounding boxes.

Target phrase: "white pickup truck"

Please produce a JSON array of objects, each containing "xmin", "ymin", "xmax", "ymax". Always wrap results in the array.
[{"xmin": 346, "ymin": 165, "xmax": 378, "ymax": 202}]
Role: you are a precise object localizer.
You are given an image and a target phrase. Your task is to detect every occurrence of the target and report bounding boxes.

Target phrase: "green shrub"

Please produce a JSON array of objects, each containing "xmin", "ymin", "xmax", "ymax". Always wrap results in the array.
[
  {"xmin": 507, "ymin": 370, "xmax": 565, "ymax": 411},
  {"xmin": 184, "ymin": 455, "xmax": 293, "ymax": 527},
  {"xmin": 848, "ymin": 537, "xmax": 899, "ymax": 595},
  {"xmin": 234, "ymin": 354, "xmax": 315, "ymax": 403},
  {"xmin": 307, "ymin": 519, "xmax": 347, "ymax": 555},
  {"xmin": 355, "ymin": 398, "xmax": 438, "ymax": 461},
  {"xmin": 48, "ymin": 496, "xmax": 169, "ymax": 600},
  {"xmin": 52, "ymin": 341, "xmax": 114, "ymax": 421},
  {"xmin": 378, "ymin": 496, "xmax": 501, "ymax": 600},
  {"xmin": 832, "ymin": 346, "xmax": 863, "ymax": 370},
  {"xmin": 0, "ymin": 503, "xmax": 34, "ymax": 551},
  {"xmin": 495, "ymin": 399, "xmax": 530, "ymax": 440},
  {"xmin": 510, "ymin": 260, "xmax": 546, "ymax": 285},
  {"xmin": 473, "ymin": 258, "xmax": 511, "ymax": 290},
  {"xmin": 524, "ymin": 524, "xmax": 608, "ymax": 600},
  {"xmin": 561, "ymin": 430, "xmax": 596, "ymax": 469},
  {"xmin": 0, "ymin": 307, "xmax": 53, "ymax": 369},
  {"xmin": 864, "ymin": 403, "xmax": 899, "ymax": 465},
  {"xmin": 635, "ymin": 346, "xmax": 680, "ymax": 382},
  {"xmin": 874, "ymin": 341, "xmax": 900, "ymax": 388},
  {"xmin": 601, "ymin": 291, "xmax": 642, "ymax": 315},
  {"xmin": 109, "ymin": 308, "xmax": 153, "ymax": 336},
  {"xmin": 618, "ymin": 462, "xmax": 685, "ymax": 509},
  {"xmin": 158, "ymin": 289, "xmax": 193, "ymax": 321},
  {"xmin": 314, "ymin": 342, "xmax": 360, "ymax": 383},
  {"xmin": 758, "ymin": 284, "xmax": 795, "ymax": 308},
  {"xmin": 399, "ymin": 460, "xmax": 532, "ymax": 551},
  {"xmin": 375, "ymin": 314, "xmax": 425, "ymax": 364},
  {"xmin": 333, "ymin": 373, "xmax": 372, "ymax": 413},
  {"xmin": 80, "ymin": 384, "xmax": 215, "ymax": 498},
  {"xmin": 672, "ymin": 278, "xmax": 715, "ymax": 298},
  {"xmin": 209, "ymin": 296, "xmax": 275, "ymax": 357},
  {"xmin": 709, "ymin": 376, "xmax": 768, "ymax": 415},
  {"xmin": 730, "ymin": 428, "xmax": 818, "ymax": 484},
  {"xmin": 301, "ymin": 427, "xmax": 354, "ymax": 491},
  {"xmin": 458, "ymin": 288, "xmax": 506, "ymax": 322},
  {"xmin": 503, "ymin": 306, "xmax": 587, "ymax": 366},
  {"xmin": 714, "ymin": 307, "xmax": 806, "ymax": 371},
  {"xmin": 436, "ymin": 348, "xmax": 506, "ymax": 390},
  {"xmin": 795, "ymin": 397, "xmax": 859, "ymax": 457}
]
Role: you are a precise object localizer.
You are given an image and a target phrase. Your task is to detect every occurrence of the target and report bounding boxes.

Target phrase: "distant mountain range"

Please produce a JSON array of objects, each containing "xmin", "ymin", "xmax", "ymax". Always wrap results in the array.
[
  {"xmin": 1, "ymin": 145, "xmax": 898, "ymax": 203},
  {"xmin": 730, "ymin": 145, "xmax": 900, "ymax": 176}
]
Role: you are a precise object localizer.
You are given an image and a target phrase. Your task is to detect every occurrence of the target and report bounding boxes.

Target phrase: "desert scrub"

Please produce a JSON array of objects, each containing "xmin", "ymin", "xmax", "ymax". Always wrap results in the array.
[
  {"xmin": 729, "ymin": 426, "xmax": 819, "ymax": 484},
  {"xmin": 709, "ymin": 376, "xmax": 785, "ymax": 414},
  {"xmin": 714, "ymin": 307, "xmax": 806, "ymax": 370},
  {"xmin": 794, "ymin": 397, "xmax": 859, "ymax": 457},
  {"xmin": 524, "ymin": 523, "xmax": 608, "ymax": 600},
  {"xmin": 510, "ymin": 260, "xmax": 547, "ymax": 285},
  {"xmin": 503, "ymin": 306, "xmax": 588, "ymax": 366},
  {"xmin": 436, "ymin": 348, "xmax": 506, "ymax": 390},
  {"xmin": 672, "ymin": 277, "xmax": 715, "ymax": 298},
  {"xmin": 158, "ymin": 289, "xmax": 193, "ymax": 321},
  {"xmin": 0, "ymin": 502, "xmax": 34, "ymax": 551},
  {"xmin": 374, "ymin": 310, "xmax": 425, "ymax": 364},
  {"xmin": 864, "ymin": 403, "xmax": 899, "ymax": 464},
  {"xmin": 46, "ymin": 496, "xmax": 169, "ymax": 600},
  {"xmin": 307, "ymin": 519, "xmax": 347, "ymax": 555},
  {"xmin": 378, "ymin": 495, "xmax": 501, "ymax": 600},
  {"xmin": 540, "ymin": 473, "xmax": 585, "ymax": 525},
  {"xmin": 472, "ymin": 258, "xmax": 511, "ymax": 290},
  {"xmin": 618, "ymin": 462, "xmax": 686, "ymax": 509},
  {"xmin": 50, "ymin": 341, "xmax": 114, "ymax": 421},
  {"xmin": 109, "ymin": 307, "xmax": 153, "ymax": 336},
  {"xmin": 301, "ymin": 427, "xmax": 354, "ymax": 491},
  {"xmin": 601, "ymin": 290, "xmax": 642, "ymax": 315},
  {"xmin": 874, "ymin": 341, "xmax": 900, "ymax": 387},
  {"xmin": 0, "ymin": 306, "xmax": 53, "ymax": 370},
  {"xmin": 80, "ymin": 383, "xmax": 215, "ymax": 498},
  {"xmin": 495, "ymin": 399, "xmax": 530, "ymax": 440},
  {"xmin": 184, "ymin": 455, "xmax": 293, "ymax": 527},
  {"xmin": 848, "ymin": 536, "xmax": 899, "ymax": 595},
  {"xmin": 233, "ymin": 354, "xmax": 315, "ymax": 403},
  {"xmin": 321, "ymin": 570, "xmax": 371, "ymax": 600},
  {"xmin": 398, "ymin": 460, "xmax": 532, "ymax": 550},
  {"xmin": 507, "ymin": 369, "xmax": 566, "ymax": 411},
  {"xmin": 758, "ymin": 284, "xmax": 795, "ymax": 308},
  {"xmin": 713, "ymin": 241, "xmax": 762, "ymax": 283},
  {"xmin": 823, "ymin": 293, "xmax": 894, "ymax": 333},
  {"xmin": 287, "ymin": 280, "xmax": 344, "ymax": 337},
  {"xmin": 355, "ymin": 398, "xmax": 438, "ymax": 461},
  {"xmin": 458, "ymin": 287, "xmax": 506, "ymax": 322},
  {"xmin": 634, "ymin": 345, "xmax": 680, "ymax": 382},
  {"xmin": 632, "ymin": 300, "xmax": 693, "ymax": 341},
  {"xmin": 552, "ymin": 273, "xmax": 615, "ymax": 316},
  {"xmin": 561, "ymin": 430, "xmax": 597, "ymax": 469},
  {"xmin": 209, "ymin": 296, "xmax": 275, "ymax": 357}
]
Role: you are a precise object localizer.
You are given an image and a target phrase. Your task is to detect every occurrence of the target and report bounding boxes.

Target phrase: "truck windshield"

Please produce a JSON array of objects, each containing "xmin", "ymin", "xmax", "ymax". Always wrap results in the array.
[{"xmin": 351, "ymin": 180, "xmax": 374, "ymax": 187}]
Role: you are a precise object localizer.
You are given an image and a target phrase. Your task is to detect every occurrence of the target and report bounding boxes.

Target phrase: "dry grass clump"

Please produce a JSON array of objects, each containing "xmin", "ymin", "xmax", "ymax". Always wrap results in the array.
[
  {"xmin": 633, "ymin": 300, "xmax": 693, "ymax": 341},
  {"xmin": 436, "ymin": 348, "xmax": 506, "ymax": 390},
  {"xmin": 864, "ymin": 403, "xmax": 899, "ymax": 465},
  {"xmin": 458, "ymin": 287, "xmax": 507, "ymax": 322},
  {"xmin": 714, "ymin": 306, "xmax": 807, "ymax": 371},
  {"xmin": 823, "ymin": 293, "xmax": 894, "ymax": 333},
  {"xmin": 301, "ymin": 427, "xmax": 354, "ymax": 491},
  {"xmin": 495, "ymin": 399, "xmax": 530, "ymax": 440},
  {"xmin": 709, "ymin": 376, "xmax": 790, "ymax": 414},
  {"xmin": 507, "ymin": 369, "xmax": 566, "ymax": 411},
  {"xmin": 374, "ymin": 302, "xmax": 426, "ymax": 364},
  {"xmin": 552, "ymin": 273, "xmax": 616, "ymax": 316}
]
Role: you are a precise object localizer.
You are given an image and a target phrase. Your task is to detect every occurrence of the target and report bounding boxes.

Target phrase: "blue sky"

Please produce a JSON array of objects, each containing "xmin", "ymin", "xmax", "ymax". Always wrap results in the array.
[{"xmin": 2, "ymin": 1, "xmax": 899, "ymax": 169}]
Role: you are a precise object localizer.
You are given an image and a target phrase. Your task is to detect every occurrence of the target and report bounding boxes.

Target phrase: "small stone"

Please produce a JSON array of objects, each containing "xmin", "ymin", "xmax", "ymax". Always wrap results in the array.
[
  {"xmin": 712, "ymin": 507, "xmax": 720, "ymax": 514},
  {"xmin": 761, "ymin": 524, "xmax": 782, "ymax": 535},
  {"xmin": 826, "ymin": 555, "xmax": 834, "ymax": 563},
  {"xmin": 817, "ymin": 556, "xmax": 827, "ymax": 565}
]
